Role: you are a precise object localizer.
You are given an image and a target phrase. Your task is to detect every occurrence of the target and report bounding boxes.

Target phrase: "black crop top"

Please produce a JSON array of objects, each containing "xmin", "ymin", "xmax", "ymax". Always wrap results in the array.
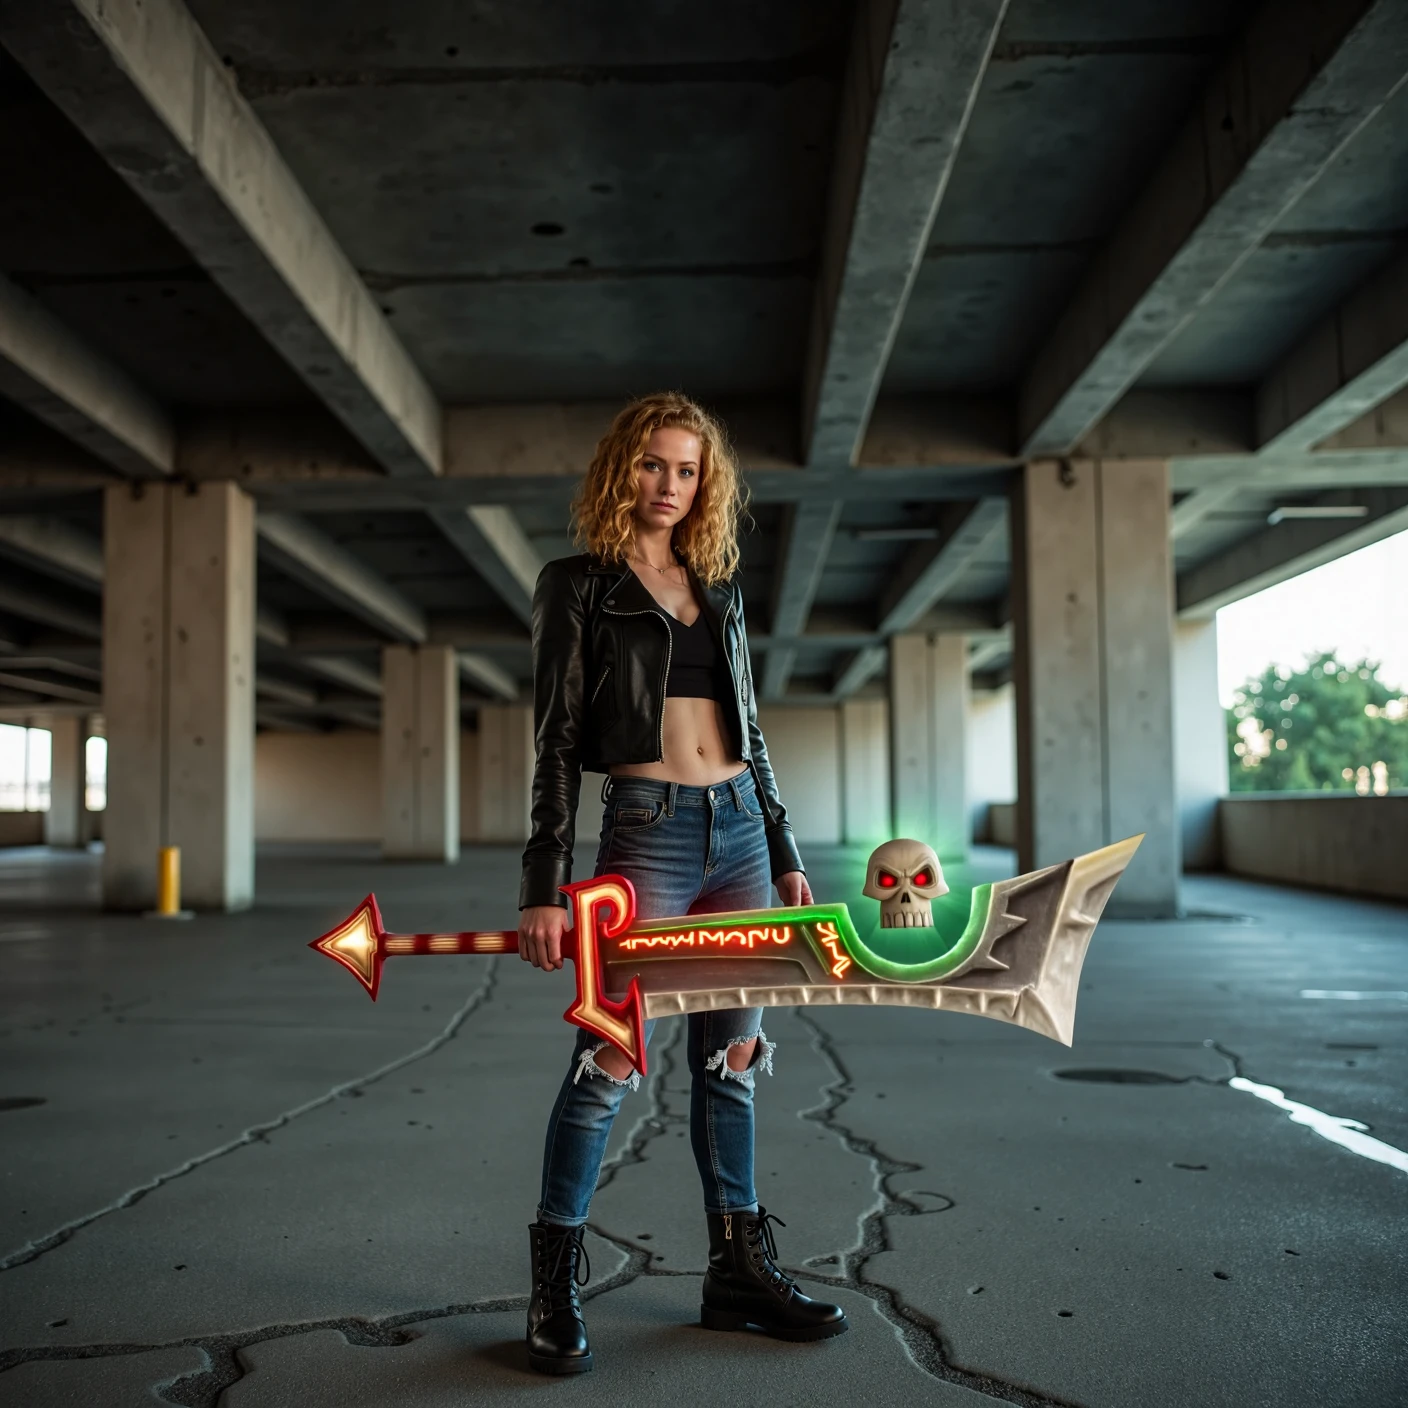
[{"xmin": 664, "ymin": 611, "xmax": 728, "ymax": 701}]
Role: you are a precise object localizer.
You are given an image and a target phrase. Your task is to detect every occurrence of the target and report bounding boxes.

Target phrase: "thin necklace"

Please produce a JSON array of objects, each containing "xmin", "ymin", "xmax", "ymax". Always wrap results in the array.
[{"xmin": 631, "ymin": 552, "xmax": 679, "ymax": 576}]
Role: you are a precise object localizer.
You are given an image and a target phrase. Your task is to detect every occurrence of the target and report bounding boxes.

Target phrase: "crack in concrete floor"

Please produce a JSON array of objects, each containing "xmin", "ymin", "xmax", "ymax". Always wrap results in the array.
[
  {"xmin": 0, "ymin": 961, "xmax": 502, "ymax": 1273},
  {"xmin": 790, "ymin": 1010, "xmax": 1079, "ymax": 1408},
  {"xmin": 2, "ymin": 1014, "xmax": 1391, "ymax": 1406}
]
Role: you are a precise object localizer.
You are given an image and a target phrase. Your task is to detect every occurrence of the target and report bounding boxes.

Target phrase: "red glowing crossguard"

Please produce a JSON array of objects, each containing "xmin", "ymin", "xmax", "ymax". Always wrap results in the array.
[{"xmin": 310, "ymin": 876, "xmax": 648, "ymax": 1074}]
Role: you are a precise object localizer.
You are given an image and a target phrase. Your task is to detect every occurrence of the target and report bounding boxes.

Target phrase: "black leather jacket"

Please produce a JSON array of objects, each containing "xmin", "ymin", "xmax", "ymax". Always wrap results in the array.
[{"xmin": 519, "ymin": 554, "xmax": 805, "ymax": 909}]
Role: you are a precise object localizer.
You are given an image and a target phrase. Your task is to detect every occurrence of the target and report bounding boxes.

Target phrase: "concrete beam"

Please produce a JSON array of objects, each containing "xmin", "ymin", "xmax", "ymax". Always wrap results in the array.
[
  {"xmin": 180, "ymin": 464, "xmax": 1017, "ymax": 514},
  {"xmin": 457, "ymin": 652, "xmax": 518, "ymax": 703},
  {"xmin": 1076, "ymin": 390, "xmax": 1253, "ymax": 461},
  {"xmin": 877, "ymin": 498, "xmax": 1007, "ymax": 634},
  {"xmin": 761, "ymin": 500, "xmax": 843, "ymax": 700},
  {"xmin": 255, "ymin": 604, "xmax": 290, "ymax": 648},
  {"xmin": 802, "ymin": 0, "xmax": 1009, "ymax": 466},
  {"xmin": 255, "ymin": 674, "xmax": 318, "ymax": 709},
  {"xmin": 967, "ymin": 632, "xmax": 1011, "ymax": 673},
  {"xmin": 1257, "ymin": 246, "xmax": 1408, "ymax": 453},
  {"xmin": 0, "ymin": 514, "xmax": 104, "ymax": 589},
  {"xmin": 255, "ymin": 708, "xmax": 320, "ymax": 734},
  {"xmin": 831, "ymin": 645, "xmax": 888, "ymax": 700},
  {"xmin": 298, "ymin": 654, "xmax": 383, "ymax": 698},
  {"xmin": 0, "ymin": 273, "xmax": 173, "ymax": 478},
  {"xmin": 427, "ymin": 505, "xmax": 541, "ymax": 627},
  {"xmin": 1177, "ymin": 486, "xmax": 1408, "ymax": 618},
  {"xmin": 768, "ymin": 0, "xmax": 1007, "ymax": 703},
  {"xmin": 1170, "ymin": 484, "xmax": 1243, "ymax": 541},
  {"xmin": 0, "ymin": 581, "xmax": 101, "ymax": 639},
  {"xmin": 0, "ymin": 0, "xmax": 442, "ymax": 478},
  {"xmin": 256, "ymin": 513, "xmax": 427, "ymax": 643},
  {"xmin": 0, "ymin": 670, "xmax": 101, "ymax": 707},
  {"xmin": 1019, "ymin": 0, "xmax": 1408, "ymax": 455}
]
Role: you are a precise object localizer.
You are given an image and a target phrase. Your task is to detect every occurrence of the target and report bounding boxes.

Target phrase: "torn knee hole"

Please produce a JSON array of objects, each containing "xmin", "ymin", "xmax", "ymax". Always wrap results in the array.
[
  {"xmin": 574, "ymin": 1042, "xmax": 641, "ymax": 1091},
  {"xmin": 705, "ymin": 1030, "xmax": 775, "ymax": 1081}
]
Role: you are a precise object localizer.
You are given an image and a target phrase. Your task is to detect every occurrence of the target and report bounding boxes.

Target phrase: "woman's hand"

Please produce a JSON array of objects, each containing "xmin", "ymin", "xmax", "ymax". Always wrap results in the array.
[
  {"xmin": 519, "ymin": 904, "xmax": 570, "ymax": 971},
  {"xmin": 775, "ymin": 870, "xmax": 813, "ymax": 907}
]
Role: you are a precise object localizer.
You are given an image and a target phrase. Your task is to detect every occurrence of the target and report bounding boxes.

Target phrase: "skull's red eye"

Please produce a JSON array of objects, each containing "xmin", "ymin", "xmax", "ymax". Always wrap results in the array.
[
  {"xmin": 913, "ymin": 870, "xmax": 931, "ymax": 887},
  {"xmin": 877, "ymin": 870, "xmax": 898, "ymax": 888}
]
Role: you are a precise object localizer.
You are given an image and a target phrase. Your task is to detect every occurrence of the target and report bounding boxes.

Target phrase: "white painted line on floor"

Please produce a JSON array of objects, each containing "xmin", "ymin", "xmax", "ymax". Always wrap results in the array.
[
  {"xmin": 1228, "ymin": 1077, "xmax": 1408, "ymax": 1176},
  {"xmin": 1299, "ymin": 990, "xmax": 1408, "ymax": 1000}
]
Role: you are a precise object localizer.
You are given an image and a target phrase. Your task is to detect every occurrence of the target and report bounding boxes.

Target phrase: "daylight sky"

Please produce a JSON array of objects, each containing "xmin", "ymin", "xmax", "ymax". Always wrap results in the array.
[{"xmin": 1217, "ymin": 527, "xmax": 1408, "ymax": 705}]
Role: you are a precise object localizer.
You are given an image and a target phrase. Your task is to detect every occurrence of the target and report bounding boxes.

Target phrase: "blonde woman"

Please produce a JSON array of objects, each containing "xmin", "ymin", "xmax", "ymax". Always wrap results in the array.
[{"xmin": 517, "ymin": 393, "xmax": 848, "ymax": 1372}]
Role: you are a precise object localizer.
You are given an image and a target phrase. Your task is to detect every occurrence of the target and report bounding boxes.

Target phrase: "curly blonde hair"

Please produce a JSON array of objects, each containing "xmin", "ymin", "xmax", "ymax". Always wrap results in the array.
[{"xmin": 572, "ymin": 392, "xmax": 747, "ymax": 586}]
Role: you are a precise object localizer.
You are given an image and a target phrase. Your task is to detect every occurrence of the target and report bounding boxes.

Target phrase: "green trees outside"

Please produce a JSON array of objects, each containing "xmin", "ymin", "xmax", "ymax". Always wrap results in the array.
[{"xmin": 1226, "ymin": 652, "xmax": 1408, "ymax": 793}]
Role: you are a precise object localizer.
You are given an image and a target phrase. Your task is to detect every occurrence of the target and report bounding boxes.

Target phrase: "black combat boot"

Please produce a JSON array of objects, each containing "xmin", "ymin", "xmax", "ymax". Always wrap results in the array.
[
  {"xmin": 526, "ymin": 1221, "xmax": 592, "ymax": 1374},
  {"xmin": 700, "ymin": 1207, "xmax": 849, "ymax": 1341}
]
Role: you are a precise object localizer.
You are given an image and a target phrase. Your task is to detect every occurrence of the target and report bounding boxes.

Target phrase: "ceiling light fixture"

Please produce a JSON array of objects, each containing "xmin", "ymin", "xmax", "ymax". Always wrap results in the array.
[{"xmin": 1266, "ymin": 505, "xmax": 1368, "ymax": 525}]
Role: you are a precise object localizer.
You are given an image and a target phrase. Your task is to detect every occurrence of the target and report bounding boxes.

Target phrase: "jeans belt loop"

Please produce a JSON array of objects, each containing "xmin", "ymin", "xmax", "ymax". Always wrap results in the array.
[
  {"xmin": 729, "ymin": 775, "xmax": 743, "ymax": 811},
  {"xmin": 600, "ymin": 775, "xmax": 613, "ymax": 804},
  {"xmin": 666, "ymin": 781, "xmax": 678, "ymax": 817}
]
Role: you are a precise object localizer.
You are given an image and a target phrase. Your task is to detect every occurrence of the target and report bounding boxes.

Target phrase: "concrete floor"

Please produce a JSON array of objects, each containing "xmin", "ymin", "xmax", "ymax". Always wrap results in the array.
[{"xmin": 0, "ymin": 843, "xmax": 1404, "ymax": 1408}]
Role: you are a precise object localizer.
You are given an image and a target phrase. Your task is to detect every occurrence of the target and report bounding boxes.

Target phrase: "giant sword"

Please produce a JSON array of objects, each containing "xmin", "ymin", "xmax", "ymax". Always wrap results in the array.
[{"xmin": 311, "ymin": 835, "xmax": 1142, "ymax": 1077}]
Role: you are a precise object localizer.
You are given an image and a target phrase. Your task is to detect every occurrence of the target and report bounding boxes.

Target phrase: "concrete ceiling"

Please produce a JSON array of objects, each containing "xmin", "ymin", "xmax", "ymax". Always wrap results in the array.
[{"xmin": 1, "ymin": 0, "xmax": 1407, "ymax": 724}]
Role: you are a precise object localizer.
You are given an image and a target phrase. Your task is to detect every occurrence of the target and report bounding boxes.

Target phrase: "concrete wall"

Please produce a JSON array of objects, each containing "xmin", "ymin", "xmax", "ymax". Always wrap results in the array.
[
  {"xmin": 841, "ymin": 698, "xmax": 890, "ymax": 846},
  {"xmin": 757, "ymin": 706, "xmax": 843, "ymax": 846},
  {"xmin": 253, "ymin": 710, "xmax": 844, "ymax": 851},
  {"xmin": 1175, "ymin": 619, "xmax": 1228, "ymax": 870},
  {"xmin": 1220, "ymin": 794, "xmax": 1408, "ymax": 902},
  {"xmin": 255, "ymin": 732, "xmax": 381, "ymax": 842},
  {"xmin": 256, "ymin": 730, "xmax": 485, "ymax": 844},
  {"xmin": 968, "ymin": 683, "xmax": 1016, "ymax": 844},
  {"xmin": 0, "ymin": 812, "xmax": 45, "ymax": 846}
]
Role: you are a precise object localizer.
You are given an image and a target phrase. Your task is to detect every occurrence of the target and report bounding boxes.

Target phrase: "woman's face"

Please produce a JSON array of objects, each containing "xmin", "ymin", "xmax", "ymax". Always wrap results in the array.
[{"xmin": 633, "ymin": 426, "xmax": 702, "ymax": 535}]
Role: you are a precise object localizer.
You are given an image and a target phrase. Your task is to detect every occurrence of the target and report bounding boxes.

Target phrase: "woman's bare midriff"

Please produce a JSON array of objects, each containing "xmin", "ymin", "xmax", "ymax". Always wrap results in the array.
[{"xmin": 608, "ymin": 696, "xmax": 745, "ymax": 787}]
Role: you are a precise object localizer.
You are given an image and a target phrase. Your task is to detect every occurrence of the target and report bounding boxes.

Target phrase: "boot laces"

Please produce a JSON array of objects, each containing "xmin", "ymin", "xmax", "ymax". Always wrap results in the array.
[
  {"xmin": 539, "ymin": 1227, "xmax": 591, "ymax": 1313},
  {"xmin": 746, "ymin": 1209, "xmax": 793, "ymax": 1291}
]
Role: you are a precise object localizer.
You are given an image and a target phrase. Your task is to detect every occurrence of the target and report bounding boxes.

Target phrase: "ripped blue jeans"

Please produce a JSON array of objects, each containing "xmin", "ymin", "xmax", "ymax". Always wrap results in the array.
[{"xmin": 537, "ymin": 770, "xmax": 776, "ymax": 1227}]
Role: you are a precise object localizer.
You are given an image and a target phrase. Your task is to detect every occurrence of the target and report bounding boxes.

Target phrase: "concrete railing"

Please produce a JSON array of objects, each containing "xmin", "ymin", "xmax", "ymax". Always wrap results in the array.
[{"xmin": 1220, "ymin": 792, "xmax": 1408, "ymax": 902}]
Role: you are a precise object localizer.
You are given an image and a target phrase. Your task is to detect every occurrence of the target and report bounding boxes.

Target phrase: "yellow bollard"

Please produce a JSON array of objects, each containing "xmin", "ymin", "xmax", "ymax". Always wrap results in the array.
[
  {"xmin": 157, "ymin": 846, "xmax": 180, "ymax": 915},
  {"xmin": 146, "ymin": 845, "xmax": 194, "ymax": 920}
]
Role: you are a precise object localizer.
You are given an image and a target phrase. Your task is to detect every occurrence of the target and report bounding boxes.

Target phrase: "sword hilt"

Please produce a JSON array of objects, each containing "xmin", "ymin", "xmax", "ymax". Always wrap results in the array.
[{"xmin": 383, "ymin": 930, "xmax": 519, "ymax": 956}]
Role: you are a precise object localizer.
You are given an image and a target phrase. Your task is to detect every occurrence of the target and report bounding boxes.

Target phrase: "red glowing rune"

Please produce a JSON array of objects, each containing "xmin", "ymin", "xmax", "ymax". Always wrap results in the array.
[
  {"xmin": 618, "ymin": 925, "xmax": 792, "ymax": 954},
  {"xmin": 816, "ymin": 920, "xmax": 852, "ymax": 980}
]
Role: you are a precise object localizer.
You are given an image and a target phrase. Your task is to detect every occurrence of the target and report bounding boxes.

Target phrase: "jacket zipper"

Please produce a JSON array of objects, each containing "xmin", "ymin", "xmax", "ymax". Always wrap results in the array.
[
  {"xmin": 590, "ymin": 665, "xmax": 611, "ymax": 705},
  {"xmin": 723, "ymin": 597, "xmax": 745, "ymax": 705},
  {"xmin": 600, "ymin": 586, "xmax": 672, "ymax": 762}
]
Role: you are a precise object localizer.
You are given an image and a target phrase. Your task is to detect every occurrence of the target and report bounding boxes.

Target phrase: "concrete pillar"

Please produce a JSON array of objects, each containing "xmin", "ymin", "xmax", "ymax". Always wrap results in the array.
[
  {"xmin": 1011, "ymin": 459, "xmax": 1178, "ymax": 914},
  {"xmin": 1175, "ymin": 618, "xmax": 1228, "ymax": 871},
  {"xmin": 103, "ymin": 483, "xmax": 255, "ymax": 911},
  {"xmin": 890, "ymin": 632, "xmax": 969, "ymax": 860},
  {"xmin": 44, "ymin": 714, "xmax": 86, "ymax": 848},
  {"xmin": 382, "ymin": 645, "xmax": 459, "ymax": 861},
  {"xmin": 841, "ymin": 698, "xmax": 890, "ymax": 846},
  {"xmin": 476, "ymin": 704, "xmax": 533, "ymax": 843},
  {"xmin": 967, "ymin": 683, "xmax": 1016, "ymax": 844}
]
